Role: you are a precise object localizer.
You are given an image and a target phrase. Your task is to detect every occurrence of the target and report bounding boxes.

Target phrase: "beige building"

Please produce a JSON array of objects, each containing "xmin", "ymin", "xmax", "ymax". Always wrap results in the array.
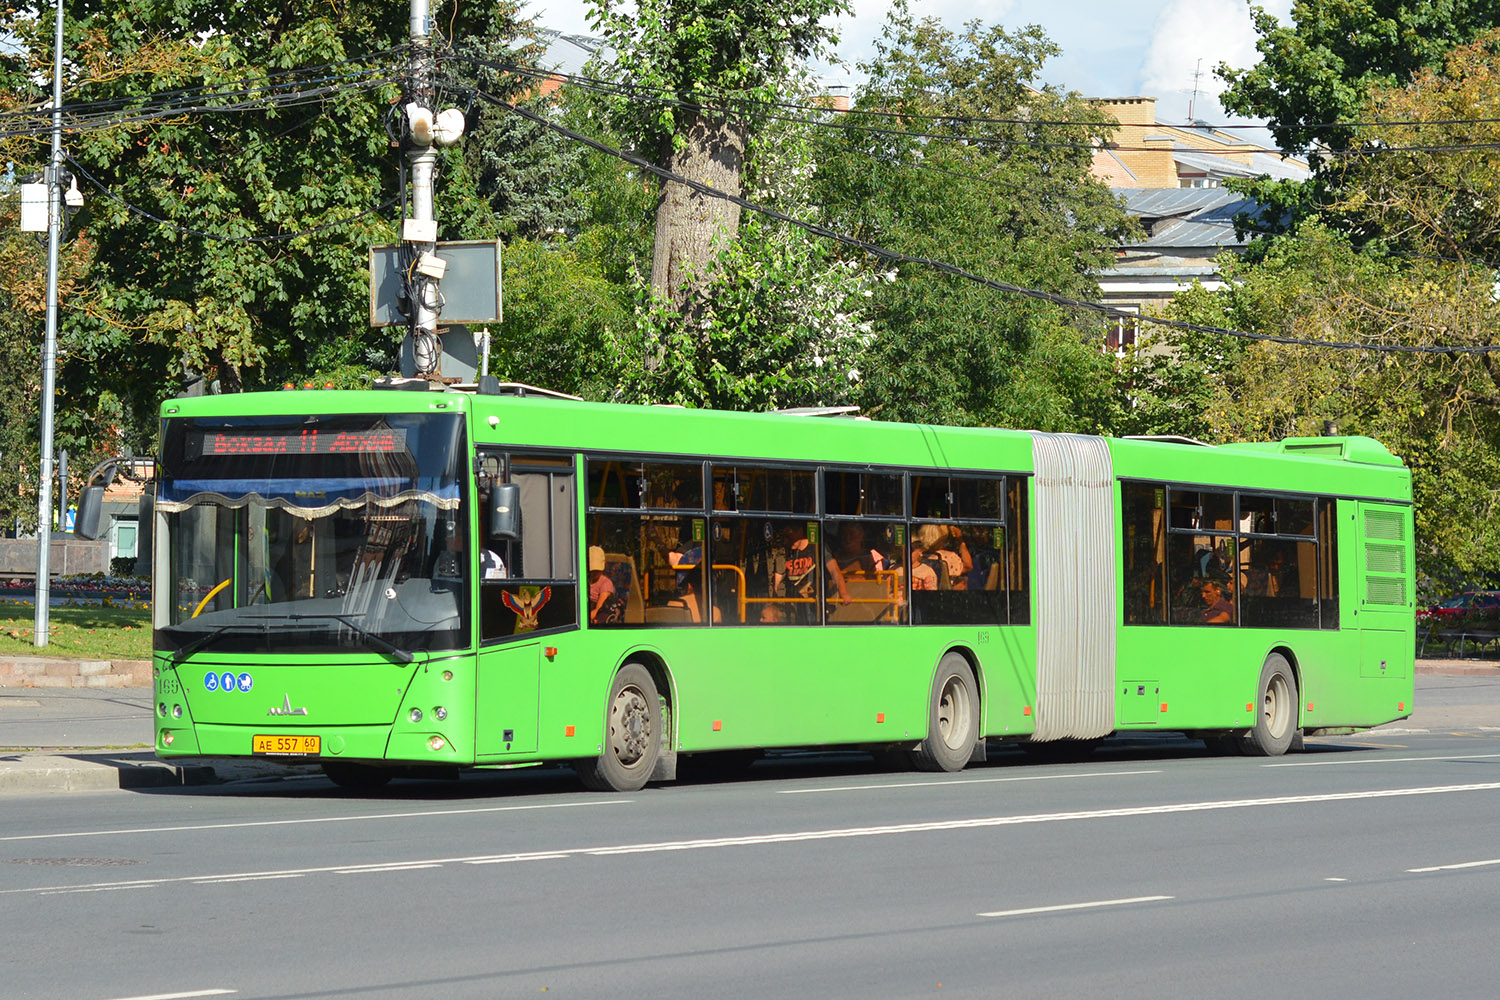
[{"xmin": 1091, "ymin": 97, "xmax": 1310, "ymax": 354}]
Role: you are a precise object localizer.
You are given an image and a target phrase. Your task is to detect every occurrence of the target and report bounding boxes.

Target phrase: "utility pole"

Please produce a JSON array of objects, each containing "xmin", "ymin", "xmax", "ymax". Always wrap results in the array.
[
  {"xmin": 399, "ymin": 0, "xmax": 465, "ymax": 379},
  {"xmin": 34, "ymin": 0, "xmax": 65, "ymax": 648}
]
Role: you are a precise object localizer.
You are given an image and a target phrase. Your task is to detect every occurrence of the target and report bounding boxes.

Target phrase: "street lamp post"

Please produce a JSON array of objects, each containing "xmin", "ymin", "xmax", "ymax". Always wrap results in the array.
[{"xmin": 33, "ymin": 0, "xmax": 65, "ymax": 648}]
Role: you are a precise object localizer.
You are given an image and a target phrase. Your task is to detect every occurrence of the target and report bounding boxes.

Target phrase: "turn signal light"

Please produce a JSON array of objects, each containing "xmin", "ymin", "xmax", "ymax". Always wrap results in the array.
[{"xmin": 427, "ymin": 736, "xmax": 446, "ymax": 752}]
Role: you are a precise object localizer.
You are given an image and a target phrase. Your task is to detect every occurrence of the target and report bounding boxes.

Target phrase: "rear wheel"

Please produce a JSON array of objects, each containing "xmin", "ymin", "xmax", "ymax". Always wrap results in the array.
[
  {"xmin": 909, "ymin": 653, "xmax": 979, "ymax": 772},
  {"xmin": 322, "ymin": 762, "xmax": 393, "ymax": 791},
  {"xmin": 1240, "ymin": 653, "xmax": 1298, "ymax": 757},
  {"xmin": 576, "ymin": 664, "xmax": 662, "ymax": 791}
]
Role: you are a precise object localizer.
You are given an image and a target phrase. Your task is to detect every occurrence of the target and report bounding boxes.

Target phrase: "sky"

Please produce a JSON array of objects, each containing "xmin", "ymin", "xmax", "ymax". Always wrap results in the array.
[{"xmin": 530, "ymin": 0, "xmax": 1298, "ymax": 147}]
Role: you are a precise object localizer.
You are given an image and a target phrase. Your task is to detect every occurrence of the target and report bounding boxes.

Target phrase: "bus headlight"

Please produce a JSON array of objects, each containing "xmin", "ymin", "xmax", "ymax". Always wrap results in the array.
[
  {"xmin": 433, "ymin": 706, "xmax": 447, "ymax": 721},
  {"xmin": 172, "ymin": 704, "xmax": 183, "ymax": 719},
  {"xmin": 409, "ymin": 708, "xmax": 423, "ymax": 723}
]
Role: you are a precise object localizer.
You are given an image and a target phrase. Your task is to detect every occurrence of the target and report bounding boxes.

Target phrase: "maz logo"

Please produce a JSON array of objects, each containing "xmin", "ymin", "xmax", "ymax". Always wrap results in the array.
[{"xmin": 267, "ymin": 694, "xmax": 309, "ymax": 717}]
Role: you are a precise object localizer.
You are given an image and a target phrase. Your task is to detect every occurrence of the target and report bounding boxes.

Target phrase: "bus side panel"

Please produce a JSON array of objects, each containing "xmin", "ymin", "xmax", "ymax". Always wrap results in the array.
[{"xmin": 529, "ymin": 624, "xmax": 1037, "ymax": 760}]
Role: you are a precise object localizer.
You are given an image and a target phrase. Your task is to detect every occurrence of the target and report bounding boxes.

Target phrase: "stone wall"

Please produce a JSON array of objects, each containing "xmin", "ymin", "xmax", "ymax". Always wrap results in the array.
[{"xmin": 0, "ymin": 657, "xmax": 151, "ymax": 688}]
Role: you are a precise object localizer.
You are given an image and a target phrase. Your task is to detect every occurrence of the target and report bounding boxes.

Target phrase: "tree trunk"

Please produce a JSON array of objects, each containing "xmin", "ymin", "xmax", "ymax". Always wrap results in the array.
[{"xmin": 650, "ymin": 112, "xmax": 747, "ymax": 323}]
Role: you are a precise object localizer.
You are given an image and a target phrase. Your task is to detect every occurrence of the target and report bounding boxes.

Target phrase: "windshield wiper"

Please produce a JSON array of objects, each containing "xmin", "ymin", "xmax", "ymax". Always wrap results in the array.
[
  {"xmin": 169, "ymin": 614, "xmax": 415, "ymax": 665},
  {"xmin": 271, "ymin": 613, "xmax": 415, "ymax": 664},
  {"xmin": 169, "ymin": 622, "xmax": 269, "ymax": 664}
]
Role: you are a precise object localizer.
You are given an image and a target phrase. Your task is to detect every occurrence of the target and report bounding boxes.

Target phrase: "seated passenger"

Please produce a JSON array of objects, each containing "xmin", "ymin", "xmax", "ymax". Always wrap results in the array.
[{"xmin": 1199, "ymin": 578, "xmax": 1234, "ymax": 625}]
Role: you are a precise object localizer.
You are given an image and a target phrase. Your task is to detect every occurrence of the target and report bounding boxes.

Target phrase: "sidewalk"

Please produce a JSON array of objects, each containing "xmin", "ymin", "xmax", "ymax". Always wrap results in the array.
[{"xmin": 2, "ymin": 658, "xmax": 1496, "ymax": 796}]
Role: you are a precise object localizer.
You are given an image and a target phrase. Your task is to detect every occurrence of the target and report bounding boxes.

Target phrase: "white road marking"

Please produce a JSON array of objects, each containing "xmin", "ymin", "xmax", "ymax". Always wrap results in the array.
[
  {"xmin": 1265, "ymin": 753, "xmax": 1500, "ymax": 768},
  {"xmin": 1408, "ymin": 858, "xmax": 1500, "ymax": 873},
  {"xmin": 778, "ymin": 770, "xmax": 1162, "ymax": 794},
  {"xmin": 979, "ymin": 895, "xmax": 1173, "ymax": 918},
  {"xmin": 334, "ymin": 863, "xmax": 443, "ymax": 874},
  {"xmin": 0, "ymin": 799, "xmax": 628, "ymax": 843},
  {"xmin": 465, "ymin": 852, "xmax": 570, "ymax": 865},
  {"xmin": 10, "ymin": 781, "xmax": 1500, "ymax": 897},
  {"xmin": 96, "ymin": 991, "xmax": 235, "ymax": 1000},
  {"xmin": 39, "ymin": 884, "xmax": 157, "ymax": 895},
  {"xmin": 1325, "ymin": 877, "xmax": 1348, "ymax": 882},
  {"xmin": 192, "ymin": 874, "xmax": 306, "ymax": 885}
]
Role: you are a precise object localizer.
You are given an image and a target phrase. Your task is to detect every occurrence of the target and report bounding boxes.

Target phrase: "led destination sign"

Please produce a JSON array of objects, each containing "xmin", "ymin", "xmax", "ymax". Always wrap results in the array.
[{"xmin": 189, "ymin": 427, "xmax": 408, "ymax": 457}]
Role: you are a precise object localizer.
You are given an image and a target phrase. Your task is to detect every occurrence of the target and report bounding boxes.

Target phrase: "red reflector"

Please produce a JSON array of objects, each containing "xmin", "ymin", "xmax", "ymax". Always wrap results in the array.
[
  {"xmin": 712, "ymin": 721, "xmax": 722, "ymax": 732},
  {"xmin": 545, "ymin": 646, "xmax": 557, "ymax": 658},
  {"xmin": 1399, "ymin": 702, "xmax": 1405, "ymax": 711},
  {"xmin": 1247, "ymin": 703, "xmax": 1254, "ymax": 712},
  {"xmin": 876, "ymin": 712, "xmax": 885, "ymax": 723},
  {"xmin": 1160, "ymin": 703, "xmax": 1168, "ymax": 712},
  {"xmin": 1307, "ymin": 702, "xmax": 1314, "ymax": 711},
  {"xmin": 564, "ymin": 725, "xmax": 575, "ymax": 737},
  {"xmin": 1022, "ymin": 706, "xmax": 1032, "ymax": 716}
]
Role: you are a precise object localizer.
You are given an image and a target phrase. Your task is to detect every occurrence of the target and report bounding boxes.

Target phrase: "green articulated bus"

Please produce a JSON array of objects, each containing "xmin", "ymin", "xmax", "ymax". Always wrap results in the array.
[{"xmin": 145, "ymin": 387, "xmax": 1415, "ymax": 791}]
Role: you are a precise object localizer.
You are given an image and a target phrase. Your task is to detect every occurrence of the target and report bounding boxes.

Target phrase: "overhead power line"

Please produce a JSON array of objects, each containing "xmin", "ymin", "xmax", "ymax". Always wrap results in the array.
[{"xmin": 460, "ymin": 83, "xmax": 1500, "ymax": 356}]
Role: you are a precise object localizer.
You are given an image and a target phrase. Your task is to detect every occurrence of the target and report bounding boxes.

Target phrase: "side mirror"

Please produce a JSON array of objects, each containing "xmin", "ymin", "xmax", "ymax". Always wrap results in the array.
[
  {"xmin": 488, "ymin": 482, "xmax": 520, "ymax": 541},
  {"xmin": 74, "ymin": 485, "xmax": 105, "ymax": 540}
]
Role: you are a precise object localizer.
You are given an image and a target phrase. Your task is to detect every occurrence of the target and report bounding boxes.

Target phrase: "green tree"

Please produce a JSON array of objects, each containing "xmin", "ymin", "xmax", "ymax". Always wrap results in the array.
[
  {"xmin": 586, "ymin": 0, "xmax": 849, "ymax": 318},
  {"xmin": 1218, "ymin": 0, "xmax": 1500, "ymax": 154},
  {"xmin": 812, "ymin": 12, "xmax": 1135, "ymax": 430},
  {"xmin": 0, "ymin": 0, "xmax": 539, "ymax": 460}
]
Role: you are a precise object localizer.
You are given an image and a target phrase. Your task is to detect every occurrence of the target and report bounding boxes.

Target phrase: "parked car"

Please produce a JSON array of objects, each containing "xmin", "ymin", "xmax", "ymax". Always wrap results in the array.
[{"xmin": 1422, "ymin": 590, "xmax": 1500, "ymax": 621}]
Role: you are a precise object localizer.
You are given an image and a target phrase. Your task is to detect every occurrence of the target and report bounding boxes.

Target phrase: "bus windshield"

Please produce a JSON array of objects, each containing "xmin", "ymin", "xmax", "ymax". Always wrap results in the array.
[{"xmin": 154, "ymin": 411, "xmax": 469, "ymax": 657}]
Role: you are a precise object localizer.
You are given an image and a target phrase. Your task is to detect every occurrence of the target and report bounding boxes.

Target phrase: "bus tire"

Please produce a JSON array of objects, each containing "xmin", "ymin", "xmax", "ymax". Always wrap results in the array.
[
  {"xmin": 322, "ymin": 762, "xmax": 393, "ymax": 791},
  {"xmin": 909, "ymin": 653, "xmax": 979, "ymax": 773},
  {"xmin": 576, "ymin": 664, "xmax": 662, "ymax": 792},
  {"xmin": 1240, "ymin": 653, "xmax": 1298, "ymax": 757}
]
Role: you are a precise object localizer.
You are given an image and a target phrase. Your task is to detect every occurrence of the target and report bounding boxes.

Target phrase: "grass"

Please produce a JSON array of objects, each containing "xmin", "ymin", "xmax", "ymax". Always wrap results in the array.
[{"xmin": 0, "ymin": 604, "xmax": 151, "ymax": 660}]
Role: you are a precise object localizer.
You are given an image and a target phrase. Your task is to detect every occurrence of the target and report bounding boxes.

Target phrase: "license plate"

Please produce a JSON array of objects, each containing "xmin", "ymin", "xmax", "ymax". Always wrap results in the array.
[{"xmin": 252, "ymin": 734, "xmax": 321, "ymax": 756}]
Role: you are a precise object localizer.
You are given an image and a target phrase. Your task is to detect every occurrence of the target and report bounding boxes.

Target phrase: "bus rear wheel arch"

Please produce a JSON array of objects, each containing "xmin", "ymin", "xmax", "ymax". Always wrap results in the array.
[
  {"xmin": 575, "ymin": 663, "xmax": 664, "ymax": 792},
  {"xmin": 1239, "ymin": 652, "xmax": 1299, "ymax": 756},
  {"xmin": 909, "ymin": 652, "xmax": 980, "ymax": 772}
]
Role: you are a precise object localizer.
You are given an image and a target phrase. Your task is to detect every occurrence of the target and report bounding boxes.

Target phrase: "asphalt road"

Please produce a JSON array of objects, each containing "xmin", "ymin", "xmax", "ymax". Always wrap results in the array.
[{"xmin": 4, "ymin": 695, "xmax": 1500, "ymax": 999}]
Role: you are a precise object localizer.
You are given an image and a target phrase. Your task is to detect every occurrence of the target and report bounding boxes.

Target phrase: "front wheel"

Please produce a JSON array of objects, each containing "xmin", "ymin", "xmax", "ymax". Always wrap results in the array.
[
  {"xmin": 909, "ymin": 653, "xmax": 979, "ymax": 772},
  {"xmin": 576, "ymin": 664, "xmax": 662, "ymax": 792},
  {"xmin": 1240, "ymin": 653, "xmax": 1299, "ymax": 756}
]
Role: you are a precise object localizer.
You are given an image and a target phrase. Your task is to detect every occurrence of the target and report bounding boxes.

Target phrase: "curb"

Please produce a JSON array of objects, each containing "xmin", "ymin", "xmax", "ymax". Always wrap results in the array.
[
  {"xmin": 0, "ymin": 656, "xmax": 151, "ymax": 688},
  {"xmin": 0, "ymin": 752, "xmax": 217, "ymax": 796}
]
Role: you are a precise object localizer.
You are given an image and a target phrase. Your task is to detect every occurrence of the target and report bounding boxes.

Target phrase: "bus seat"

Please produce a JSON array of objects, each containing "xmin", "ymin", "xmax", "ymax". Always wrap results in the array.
[
  {"xmin": 603, "ymin": 552, "xmax": 644, "ymax": 624},
  {"xmin": 645, "ymin": 605, "xmax": 693, "ymax": 624},
  {"xmin": 829, "ymin": 578, "xmax": 896, "ymax": 623}
]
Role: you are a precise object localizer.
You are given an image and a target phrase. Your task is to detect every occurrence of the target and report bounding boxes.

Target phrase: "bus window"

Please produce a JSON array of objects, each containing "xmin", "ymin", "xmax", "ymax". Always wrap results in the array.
[
  {"xmin": 824, "ymin": 519, "xmax": 905, "ymax": 624},
  {"xmin": 824, "ymin": 470, "xmax": 903, "ymax": 517},
  {"xmin": 1006, "ymin": 477, "xmax": 1030, "ymax": 625},
  {"xmin": 711, "ymin": 465, "xmax": 816, "ymax": 514},
  {"xmin": 1169, "ymin": 532, "xmax": 1237, "ymax": 625},
  {"xmin": 588, "ymin": 513, "xmax": 707, "ymax": 626},
  {"xmin": 587, "ymin": 459, "xmax": 704, "ymax": 511},
  {"xmin": 910, "ymin": 521, "xmax": 1007, "ymax": 625},
  {"xmin": 1122, "ymin": 482, "xmax": 1166, "ymax": 625},
  {"xmin": 708, "ymin": 517, "xmax": 818, "ymax": 625}
]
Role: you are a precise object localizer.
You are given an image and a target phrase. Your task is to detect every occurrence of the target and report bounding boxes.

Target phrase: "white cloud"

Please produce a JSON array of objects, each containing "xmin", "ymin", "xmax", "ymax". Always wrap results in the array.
[{"xmin": 1137, "ymin": 0, "xmax": 1294, "ymax": 137}]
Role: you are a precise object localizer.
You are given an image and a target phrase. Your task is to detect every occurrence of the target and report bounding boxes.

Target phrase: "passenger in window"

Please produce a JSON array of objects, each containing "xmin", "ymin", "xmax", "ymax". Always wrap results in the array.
[
  {"xmin": 587, "ymin": 545, "xmax": 620, "ymax": 624},
  {"xmin": 834, "ymin": 522, "xmax": 886, "ymax": 576},
  {"xmin": 914, "ymin": 524, "xmax": 968, "ymax": 590},
  {"xmin": 757, "ymin": 603, "xmax": 788, "ymax": 624},
  {"xmin": 1242, "ymin": 552, "xmax": 1279, "ymax": 598},
  {"xmin": 779, "ymin": 523, "xmax": 847, "ymax": 605},
  {"xmin": 1199, "ymin": 577, "xmax": 1234, "ymax": 624}
]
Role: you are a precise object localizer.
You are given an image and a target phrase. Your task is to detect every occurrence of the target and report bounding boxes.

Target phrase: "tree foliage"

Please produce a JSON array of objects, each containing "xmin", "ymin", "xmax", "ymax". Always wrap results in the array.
[
  {"xmin": 811, "ymin": 11, "xmax": 1135, "ymax": 429},
  {"xmin": 1218, "ymin": 0, "xmax": 1500, "ymax": 154}
]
